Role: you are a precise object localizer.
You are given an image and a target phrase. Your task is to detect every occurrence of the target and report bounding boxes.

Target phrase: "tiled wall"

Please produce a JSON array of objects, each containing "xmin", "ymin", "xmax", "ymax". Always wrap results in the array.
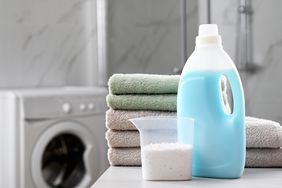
[
  {"xmin": 199, "ymin": 0, "xmax": 282, "ymax": 122},
  {"xmin": 0, "ymin": 0, "xmax": 98, "ymax": 88},
  {"xmin": 107, "ymin": 0, "xmax": 199, "ymax": 75}
]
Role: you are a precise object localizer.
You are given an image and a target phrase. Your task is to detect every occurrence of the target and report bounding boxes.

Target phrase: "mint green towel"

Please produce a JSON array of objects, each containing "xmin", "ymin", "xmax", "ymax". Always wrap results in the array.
[
  {"xmin": 108, "ymin": 74, "xmax": 180, "ymax": 94},
  {"xmin": 106, "ymin": 94, "xmax": 177, "ymax": 111}
]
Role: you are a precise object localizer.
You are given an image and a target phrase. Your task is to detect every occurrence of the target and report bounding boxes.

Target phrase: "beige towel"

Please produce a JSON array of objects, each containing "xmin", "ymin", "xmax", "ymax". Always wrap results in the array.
[
  {"xmin": 106, "ymin": 109, "xmax": 175, "ymax": 130},
  {"xmin": 106, "ymin": 128, "xmax": 282, "ymax": 148},
  {"xmin": 246, "ymin": 117, "xmax": 282, "ymax": 148},
  {"xmin": 106, "ymin": 109, "xmax": 282, "ymax": 148},
  {"xmin": 246, "ymin": 148, "xmax": 282, "ymax": 167},
  {"xmin": 108, "ymin": 147, "xmax": 282, "ymax": 167},
  {"xmin": 108, "ymin": 148, "xmax": 141, "ymax": 166},
  {"xmin": 106, "ymin": 130, "xmax": 140, "ymax": 148}
]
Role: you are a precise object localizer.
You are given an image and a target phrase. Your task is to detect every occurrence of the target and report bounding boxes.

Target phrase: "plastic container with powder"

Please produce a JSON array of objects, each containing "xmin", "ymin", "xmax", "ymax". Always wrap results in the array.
[
  {"xmin": 142, "ymin": 143, "xmax": 192, "ymax": 180},
  {"xmin": 130, "ymin": 116, "xmax": 194, "ymax": 181}
]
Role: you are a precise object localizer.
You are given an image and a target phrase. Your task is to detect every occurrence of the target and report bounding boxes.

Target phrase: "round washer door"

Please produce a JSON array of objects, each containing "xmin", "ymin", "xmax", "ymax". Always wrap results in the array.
[{"xmin": 32, "ymin": 121, "xmax": 99, "ymax": 188}]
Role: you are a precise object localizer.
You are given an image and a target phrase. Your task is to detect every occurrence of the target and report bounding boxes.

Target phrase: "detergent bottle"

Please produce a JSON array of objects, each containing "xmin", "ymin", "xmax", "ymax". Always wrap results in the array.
[{"xmin": 177, "ymin": 24, "xmax": 245, "ymax": 178}]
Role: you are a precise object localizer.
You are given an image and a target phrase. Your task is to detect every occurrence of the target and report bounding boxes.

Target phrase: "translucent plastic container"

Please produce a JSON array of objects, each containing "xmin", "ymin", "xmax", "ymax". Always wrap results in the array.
[{"xmin": 130, "ymin": 116, "xmax": 194, "ymax": 181}]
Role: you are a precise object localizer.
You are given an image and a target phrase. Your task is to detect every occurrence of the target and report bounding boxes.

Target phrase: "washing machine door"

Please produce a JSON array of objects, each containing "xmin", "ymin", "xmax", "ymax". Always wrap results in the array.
[{"xmin": 32, "ymin": 121, "xmax": 99, "ymax": 188}]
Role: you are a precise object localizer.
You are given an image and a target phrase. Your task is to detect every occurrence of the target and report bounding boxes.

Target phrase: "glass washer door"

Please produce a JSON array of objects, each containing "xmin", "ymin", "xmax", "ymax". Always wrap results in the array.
[
  {"xmin": 41, "ymin": 133, "xmax": 86, "ymax": 188},
  {"xmin": 32, "ymin": 121, "xmax": 96, "ymax": 188}
]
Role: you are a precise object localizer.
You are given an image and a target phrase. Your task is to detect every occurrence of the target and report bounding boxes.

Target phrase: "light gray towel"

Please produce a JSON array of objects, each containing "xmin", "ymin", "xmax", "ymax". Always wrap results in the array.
[
  {"xmin": 108, "ymin": 74, "xmax": 180, "ymax": 94},
  {"xmin": 246, "ymin": 117, "xmax": 282, "ymax": 148},
  {"xmin": 246, "ymin": 148, "xmax": 282, "ymax": 167},
  {"xmin": 106, "ymin": 130, "xmax": 140, "ymax": 148},
  {"xmin": 108, "ymin": 147, "xmax": 282, "ymax": 167},
  {"xmin": 106, "ymin": 109, "xmax": 175, "ymax": 130},
  {"xmin": 106, "ymin": 126, "xmax": 282, "ymax": 149},
  {"xmin": 106, "ymin": 109, "xmax": 282, "ymax": 148},
  {"xmin": 108, "ymin": 148, "xmax": 141, "ymax": 166}
]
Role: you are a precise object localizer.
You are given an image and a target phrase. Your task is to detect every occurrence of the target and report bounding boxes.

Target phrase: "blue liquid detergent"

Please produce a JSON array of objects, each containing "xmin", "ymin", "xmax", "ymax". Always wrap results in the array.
[{"xmin": 177, "ymin": 69, "xmax": 245, "ymax": 179}]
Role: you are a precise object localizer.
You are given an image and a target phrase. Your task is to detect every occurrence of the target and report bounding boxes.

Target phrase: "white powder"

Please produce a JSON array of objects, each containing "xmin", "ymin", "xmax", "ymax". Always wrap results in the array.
[{"xmin": 141, "ymin": 143, "xmax": 192, "ymax": 180}]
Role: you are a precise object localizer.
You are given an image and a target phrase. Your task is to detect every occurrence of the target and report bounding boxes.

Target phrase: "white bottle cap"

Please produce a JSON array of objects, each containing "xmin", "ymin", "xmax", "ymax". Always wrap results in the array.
[
  {"xmin": 196, "ymin": 24, "xmax": 221, "ymax": 46},
  {"xmin": 198, "ymin": 24, "xmax": 219, "ymax": 36}
]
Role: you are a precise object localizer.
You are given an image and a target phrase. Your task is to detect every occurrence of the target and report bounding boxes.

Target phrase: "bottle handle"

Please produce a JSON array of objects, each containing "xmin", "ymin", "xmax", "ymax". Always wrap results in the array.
[
  {"xmin": 219, "ymin": 75, "xmax": 233, "ymax": 115},
  {"xmin": 218, "ymin": 73, "xmax": 245, "ymax": 120}
]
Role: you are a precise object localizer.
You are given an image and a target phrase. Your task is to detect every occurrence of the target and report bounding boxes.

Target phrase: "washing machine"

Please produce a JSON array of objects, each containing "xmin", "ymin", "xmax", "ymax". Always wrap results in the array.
[{"xmin": 0, "ymin": 87, "xmax": 109, "ymax": 188}]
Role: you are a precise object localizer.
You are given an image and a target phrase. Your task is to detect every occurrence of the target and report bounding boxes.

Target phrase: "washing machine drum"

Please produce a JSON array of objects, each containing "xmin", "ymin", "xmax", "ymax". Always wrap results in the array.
[
  {"xmin": 42, "ymin": 134, "xmax": 85, "ymax": 187},
  {"xmin": 32, "ymin": 122, "xmax": 98, "ymax": 188}
]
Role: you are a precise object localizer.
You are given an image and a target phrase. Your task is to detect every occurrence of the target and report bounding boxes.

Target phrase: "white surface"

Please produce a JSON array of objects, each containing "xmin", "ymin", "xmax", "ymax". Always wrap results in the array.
[
  {"xmin": 93, "ymin": 167, "xmax": 282, "ymax": 188},
  {"xmin": 0, "ymin": 87, "xmax": 108, "ymax": 188}
]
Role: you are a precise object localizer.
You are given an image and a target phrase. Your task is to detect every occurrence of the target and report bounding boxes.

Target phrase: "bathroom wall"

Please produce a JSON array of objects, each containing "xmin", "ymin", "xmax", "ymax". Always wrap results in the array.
[
  {"xmin": 107, "ymin": 0, "xmax": 198, "ymax": 75},
  {"xmin": 0, "ymin": 0, "xmax": 98, "ymax": 88},
  {"xmin": 199, "ymin": 0, "xmax": 282, "ymax": 122}
]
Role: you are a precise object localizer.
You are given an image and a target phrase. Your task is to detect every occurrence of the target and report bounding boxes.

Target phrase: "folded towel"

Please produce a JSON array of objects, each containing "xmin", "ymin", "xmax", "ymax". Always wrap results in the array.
[
  {"xmin": 106, "ymin": 126, "xmax": 282, "ymax": 149},
  {"xmin": 246, "ymin": 117, "xmax": 282, "ymax": 148},
  {"xmin": 108, "ymin": 148, "xmax": 141, "ymax": 166},
  {"xmin": 106, "ymin": 94, "xmax": 177, "ymax": 111},
  {"xmin": 246, "ymin": 148, "xmax": 282, "ymax": 167},
  {"xmin": 106, "ymin": 130, "xmax": 140, "ymax": 148},
  {"xmin": 106, "ymin": 109, "xmax": 175, "ymax": 130},
  {"xmin": 108, "ymin": 147, "xmax": 282, "ymax": 167},
  {"xmin": 106, "ymin": 110, "xmax": 282, "ymax": 148},
  {"xmin": 108, "ymin": 74, "xmax": 180, "ymax": 95}
]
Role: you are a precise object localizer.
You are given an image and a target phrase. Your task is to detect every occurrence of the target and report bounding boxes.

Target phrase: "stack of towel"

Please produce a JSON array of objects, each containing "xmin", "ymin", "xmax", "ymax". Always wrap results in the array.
[
  {"xmin": 106, "ymin": 74, "xmax": 178, "ymax": 166},
  {"xmin": 106, "ymin": 74, "xmax": 282, "ymax": 167},
  {"xmin": 246, "ymin": 117, "xmax": 282, "ymax": 167}
]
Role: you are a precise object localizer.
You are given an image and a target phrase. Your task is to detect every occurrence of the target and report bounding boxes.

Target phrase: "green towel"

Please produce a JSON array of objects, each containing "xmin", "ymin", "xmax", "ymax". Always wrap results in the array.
[
  {"xmin": 108, "ymin": 74, "xmax": 180, "ymax": 94},
  {"xmin": 106, "ymin": 94, "xmax": 177, "ymax": 111}
]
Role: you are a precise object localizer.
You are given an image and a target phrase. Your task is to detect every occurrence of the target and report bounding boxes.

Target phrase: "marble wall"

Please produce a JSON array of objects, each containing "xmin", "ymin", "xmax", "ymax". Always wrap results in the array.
[
  {"xmin": 0, "ymin": 0, "xmax": 98, "ymax": 88},
  {"xmin": 107, "ymin": 0, "xmax": 199, "ymax": 75},
  {"xmin": 199, "ymin": 0, "xmax": 282, "ymax": 122}
]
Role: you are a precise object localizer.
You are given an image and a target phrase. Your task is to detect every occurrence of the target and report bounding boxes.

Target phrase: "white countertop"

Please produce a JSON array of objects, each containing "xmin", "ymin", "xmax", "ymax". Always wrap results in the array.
[{"xmin": 92, "ymin": 167, "xmax": 282, "ymax": 188}]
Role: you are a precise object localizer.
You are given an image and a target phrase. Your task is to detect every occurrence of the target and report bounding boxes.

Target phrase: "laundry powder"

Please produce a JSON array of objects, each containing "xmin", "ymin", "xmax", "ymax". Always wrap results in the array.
[{"xmin": 141, "ymin": 143, "xmax": 192, "ymax": 180}]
